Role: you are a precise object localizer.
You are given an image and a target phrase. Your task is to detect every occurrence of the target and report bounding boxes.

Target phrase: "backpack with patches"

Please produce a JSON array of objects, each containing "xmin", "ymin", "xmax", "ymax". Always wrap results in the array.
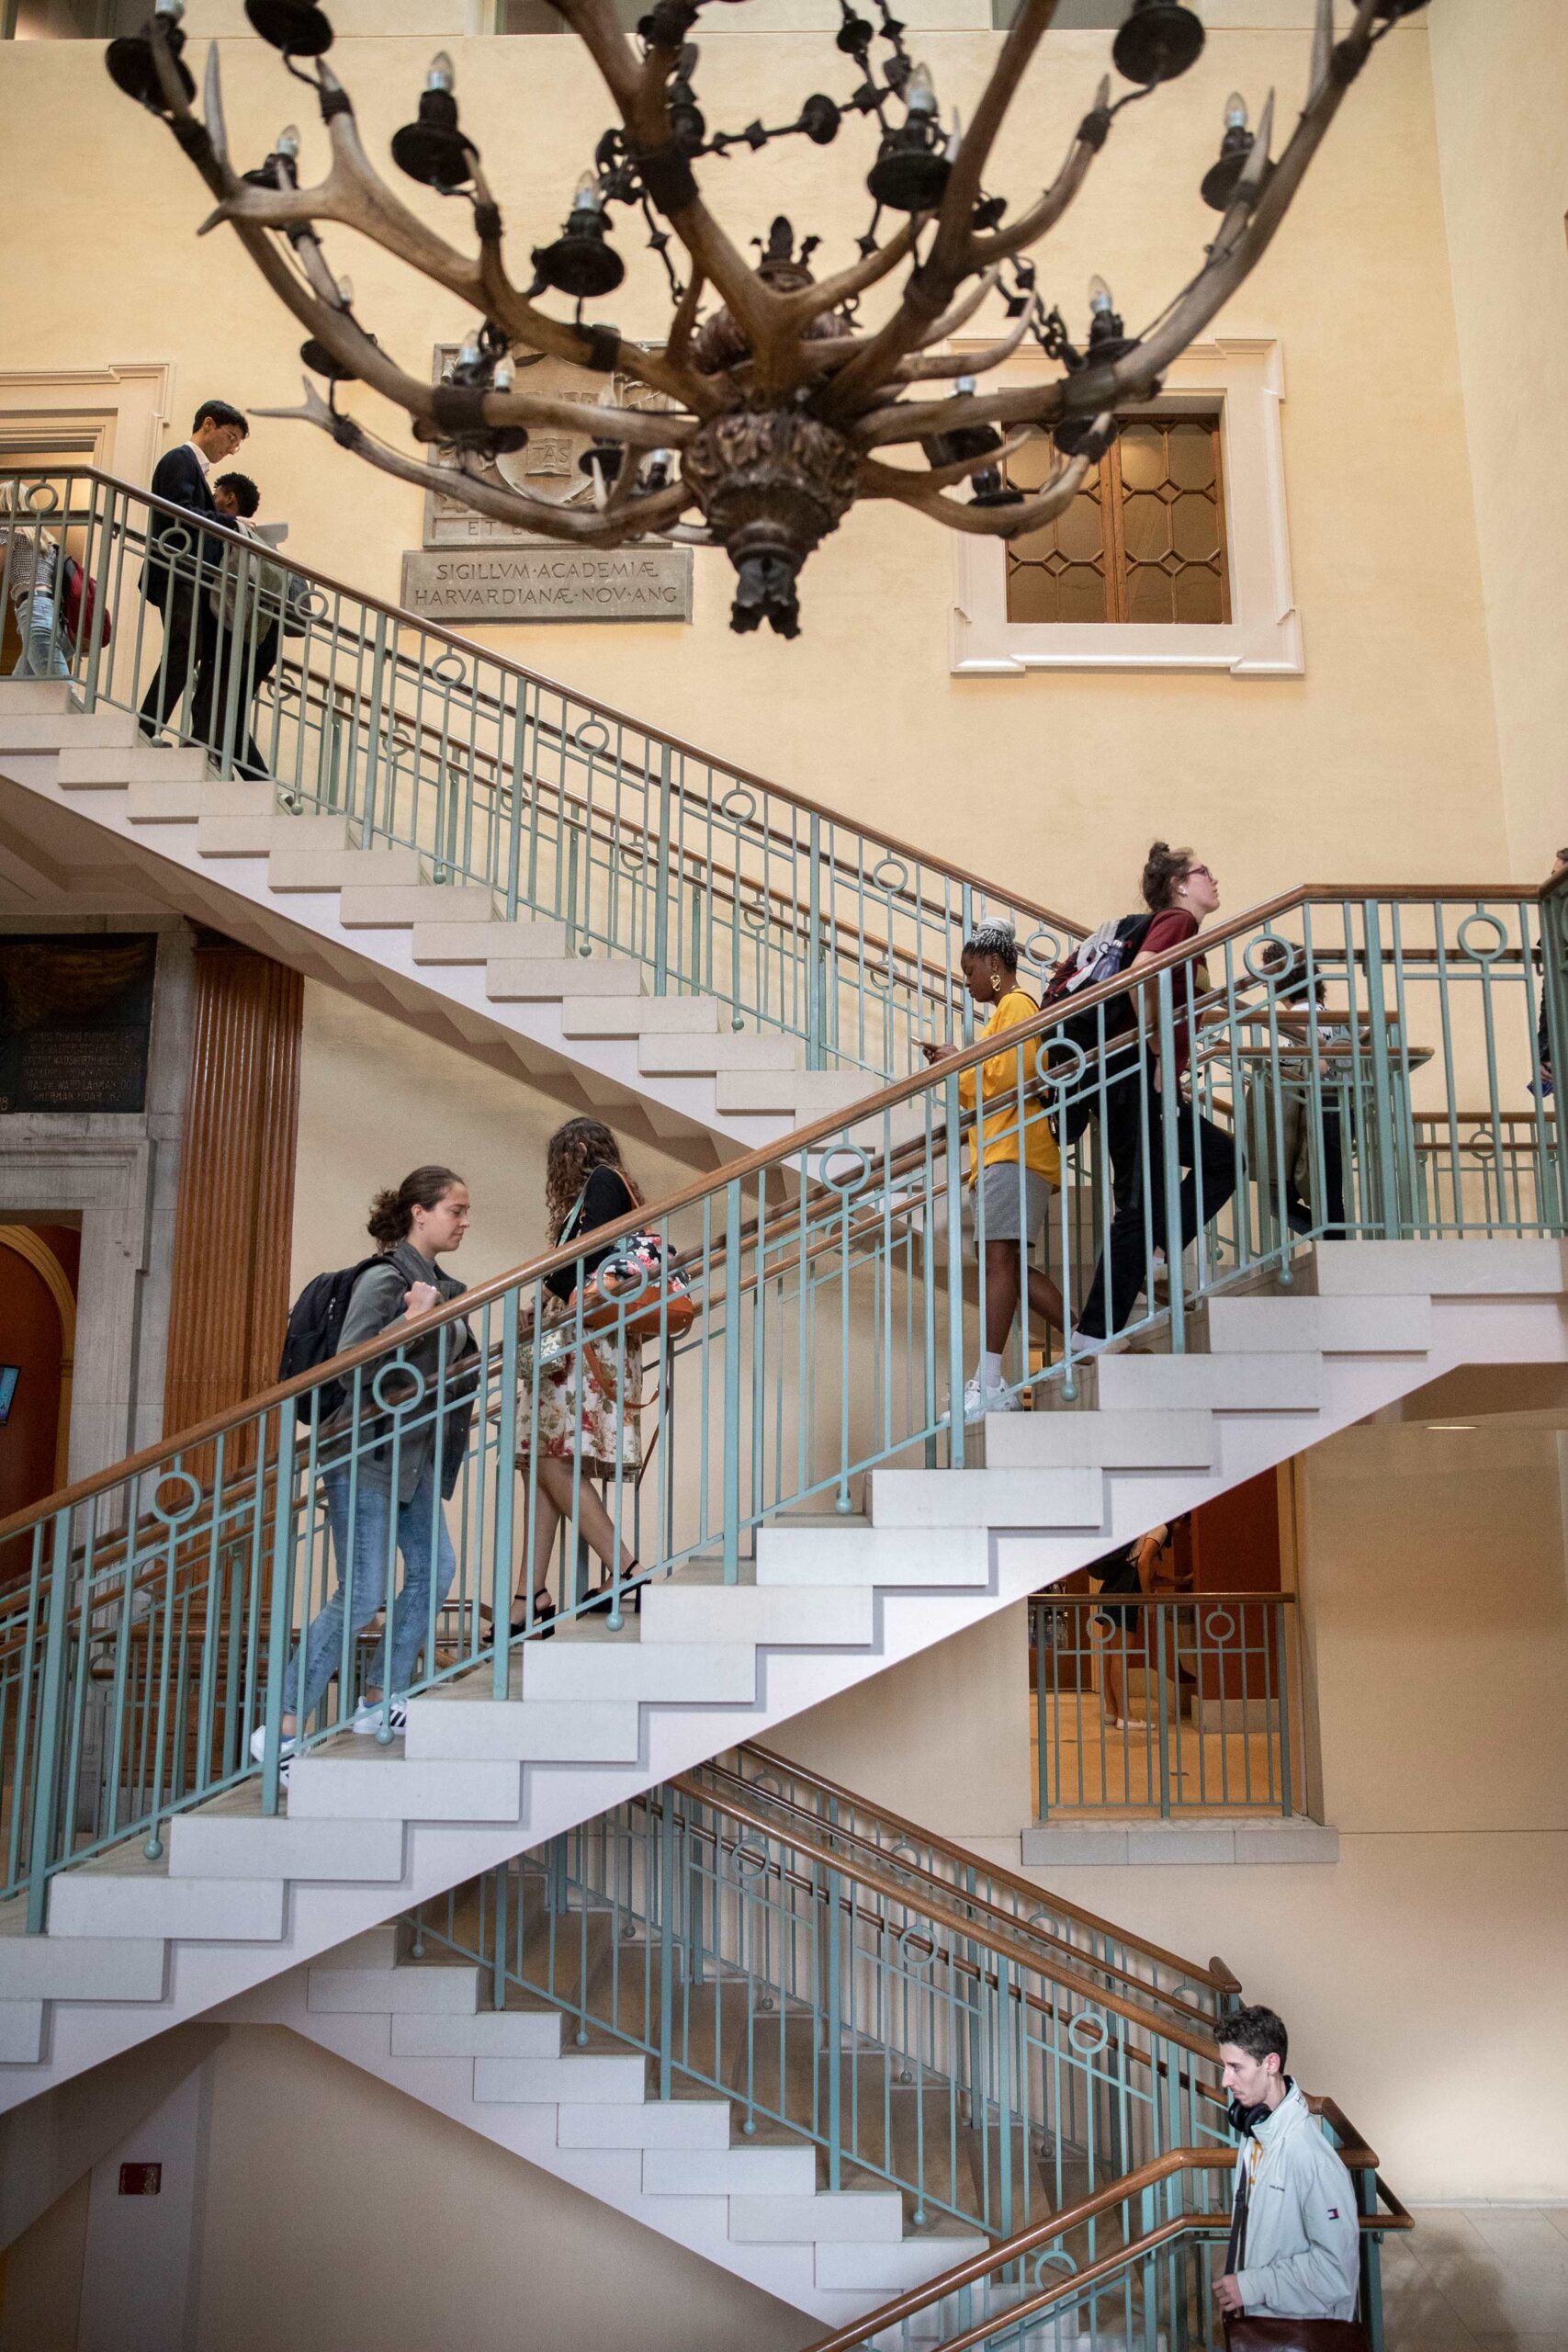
[
  {"xmin": 1042, "ymin": 913, "xmax": 1156, "ymax": 1138},
  {"xmin": 278, "ymin": 1257, "xmax": 385, "ymax": 1422}
]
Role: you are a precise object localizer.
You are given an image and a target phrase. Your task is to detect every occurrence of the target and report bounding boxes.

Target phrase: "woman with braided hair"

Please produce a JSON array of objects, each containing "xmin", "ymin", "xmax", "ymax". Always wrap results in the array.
[{"xmin": 923, "ymin": 921, "xmax": 1065, "ymax": 1422}]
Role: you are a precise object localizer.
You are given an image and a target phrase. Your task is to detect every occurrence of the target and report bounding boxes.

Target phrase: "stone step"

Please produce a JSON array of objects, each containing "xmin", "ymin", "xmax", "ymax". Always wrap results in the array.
[
  {"xmin": 560, "ymin": 995, "xmax": 722, "ymax": 1038},
  {"xmin": 58, "ymin": 741, "xmax": 209, "ymax": 787},
  {"xmin": 411, "ymin": 917, "xmax": 568, "ymax": 964},
  {"xmin": 338, "ymin": 882, "xmax": 499, "ymax": 928},
  {"xmin": 487, "ymin": 956, "xmax": 644, "ymax": 1001},
  {"xmin": 309, "ymin": 1963, "xmax": 479, "ymax": 2016},
  {"xmin": 267, "ymin": 844, "xmax": 423, "ymax": 892},
  {"xmin": 637, "ymin": 1033, "xmax": 797, "ymax": 1076}
]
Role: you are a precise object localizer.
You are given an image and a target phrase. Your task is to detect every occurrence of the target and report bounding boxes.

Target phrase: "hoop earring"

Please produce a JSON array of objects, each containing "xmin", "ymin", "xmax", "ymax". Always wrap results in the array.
[{"xmin": 992, "ymin": 975, "xmax": 1001, "ymax": 995}]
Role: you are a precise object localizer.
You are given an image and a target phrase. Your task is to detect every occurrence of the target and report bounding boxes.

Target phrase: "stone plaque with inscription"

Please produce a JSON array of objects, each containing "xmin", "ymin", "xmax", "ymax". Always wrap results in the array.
[
  {"xmin": 0, "ymin": 933, "xmax": 157, "ymax": 1114},
  {"xmin": 414, "ymin": 345, "xmax": 694, "ymax": 623},
  {"xmin": 402, "ymin": 546, "xmax": 693, "ymax": 625}
]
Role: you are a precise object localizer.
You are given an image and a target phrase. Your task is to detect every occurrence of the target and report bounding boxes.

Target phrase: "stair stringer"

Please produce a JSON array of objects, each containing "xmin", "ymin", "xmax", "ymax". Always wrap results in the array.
[
  {"xmin": 0, "ymin": 1245, "xmax": 1561, "ymax": 2121},
  {"xmin": 220, "ymin": 1931, "xmax": 981, "ymax": 2329},
  {"xmin": 0, "ymin": 686, "xmax": 878, "ymax": 1156}
]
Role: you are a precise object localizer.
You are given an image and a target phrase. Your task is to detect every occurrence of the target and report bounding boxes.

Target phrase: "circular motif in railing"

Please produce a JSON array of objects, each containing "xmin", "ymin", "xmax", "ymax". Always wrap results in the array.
[
  {"xmin": 1066, "ymin": 2008, "xmax": 1111, "ymax": 2057},
  {"xmin": 896, "ymin": 1920, "xmax": 942, "ymax": 1975},
  {"xmin": 1461, "ymin": 1127, "xmax": 1499, "ymax": 1160},
  {"xmin": 389, "ymin": 729, "xmax": 415, "ymax": 757},
  {"xmin": 1035, "ymin": 1035, "xmax": 1085, "ymax": 1091},
  {"xmin": 1456, "ymin": 910, "xmax": 1508, "ymax": 966},
  {"xmin": 616, "ymin": 841, "xmax": 649, "ymax": 875},
  {"xmin": 1022, "ymin": 927, "xmax": 1063, "ymax": 967},
  {"xmin": 429, "ymin": 650, "xmax": 468, "ymax": 689},
  {"xmin": 371, "ymin": 1358, "xmax": 426, "ymax": 1412},
  {"xmin": 1243, "ymin": 933, "xmax": 1302, "ymax": 984},
  {"xmin": 739, "ymin": 894, "xmax": 769, "ymax": 933},
  {"xmin": 573, "ymin": 718, "xmax": 612, "ymax": 756},
  {"xmin": 886, "ymin": 1838, "xmax": 926, "ymax": 1871},
  {"xmin": 147, "ymin": 1468, "xmax": 202, "ymax": 1529},
  {"xmin": 1200, "ymin": 1607, "xmax": 1237, "ymax": 1645},
  {"xmin": 816, "ymin": 1144, "xmax": 872, "ymax": 1198},
  {"xmin": 1028, "ymin": 2249, "xmax": 1079, "ymax": 2289},
  {"xmin": 273, "ymin": 673, "xmax": 301, "ymax": 706},
  {"xmin": 717, "ymin": 784, "xmax": 757, "ymax": 826},
  {"xmin": 594, "ymin": 1252, "xmax": 655, "ymax": 1307},
  {"xmin": 747, "ymin": 1771, "xmax": 784, "ymax": 1801},
  {"xmin": 727, "ymin": 1838, "xmax": 771, "ymax": 1882},
  {"xmin": 17, "ymin": 479, "xmax": 62, "ymax": 515},
  {"xmin": 298, "ymin": 588, "xmax": 331, "ymax": 624},
  {"xmin": 869, "ymin": 854, "xmax": 909, "ymax": 897}
]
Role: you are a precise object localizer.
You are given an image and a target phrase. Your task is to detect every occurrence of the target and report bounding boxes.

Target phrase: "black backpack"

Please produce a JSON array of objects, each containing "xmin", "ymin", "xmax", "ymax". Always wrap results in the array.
[
  {"xmin": 1043, "ymin": 913, "xmax": 1156, "ymax": 1142},
  {"xmin": 277, "ymin": 1257, "xmax": 383, "ymax": 1423}
]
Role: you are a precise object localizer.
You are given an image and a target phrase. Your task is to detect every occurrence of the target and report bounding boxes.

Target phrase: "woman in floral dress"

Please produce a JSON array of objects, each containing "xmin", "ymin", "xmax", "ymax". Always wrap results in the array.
[{"xmin": 513, "ymin": 1119, "xmax": 646, "ymax": 1632}]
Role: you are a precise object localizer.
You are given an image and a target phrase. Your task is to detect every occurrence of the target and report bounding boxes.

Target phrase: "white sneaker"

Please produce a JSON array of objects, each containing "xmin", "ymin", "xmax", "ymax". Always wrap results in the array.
[
  {"xmin": 249, "ymin": 1723, "xmax": 296, "ymax": 1775},
  {"xmin": 963, "ymin": 1375, "xmax": 1020, "ymax": 1425},
  {"xmin": 353, "ymin": 1695, "xmax": 408, "ymax": 1737},
  {"xmin": 1070, "ymin": 1332, "xmax": 1112, "ymax": 1358}
]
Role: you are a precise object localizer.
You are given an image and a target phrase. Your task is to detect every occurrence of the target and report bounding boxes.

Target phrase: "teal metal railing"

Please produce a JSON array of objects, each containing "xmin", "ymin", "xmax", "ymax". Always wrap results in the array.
[
  {"xmin": 1030, "ymin": 1591, "xmax": 1297, "ymax": 1821},
  {"xmin": 0, "ymin": 466, "xmax": 1082, "ymax": 1077},
  {"xmin": 716, "ymin": 1747, "xmax": 1243, "ymax": 2029},
  {"xmin": 409, "ymin": 1762, "xmax": 1235, "ymax": 2242},
  {"xmin": 0, "ymin": 877, "xmax": 1563, "ymax": 1926},
  {"xmin": 800, "ymin": 2118, "xmax": 1409, "ymax": 2352}
]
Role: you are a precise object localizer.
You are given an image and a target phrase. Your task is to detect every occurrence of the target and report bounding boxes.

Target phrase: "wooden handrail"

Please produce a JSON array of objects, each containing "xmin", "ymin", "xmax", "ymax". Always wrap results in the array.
[
  {"xmin": 698, "ymin": 1758, "xmax": 1223, "ymax": 2025},
  {"xmin": 671, "ymin": 1769, "xmax": 1224, "ymax": 2060},
  {"xmin": 738, "ymin": 1743, "xmax": 1242, "ymax": 1996},
  {"xmin": 800, "ymin": 2131, "xmax": 1408, "ymax": 2352},
  {"xmin": 0, "ymin": 880, "xmax": 1421, "ymax": 1542}
]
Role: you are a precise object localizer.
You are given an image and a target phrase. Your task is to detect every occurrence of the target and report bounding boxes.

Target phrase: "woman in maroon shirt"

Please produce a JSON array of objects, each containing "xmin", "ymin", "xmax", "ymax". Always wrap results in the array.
[{"xmin": 1077, "ymin": 842, "xmax": 1235, "ymax": 1342}]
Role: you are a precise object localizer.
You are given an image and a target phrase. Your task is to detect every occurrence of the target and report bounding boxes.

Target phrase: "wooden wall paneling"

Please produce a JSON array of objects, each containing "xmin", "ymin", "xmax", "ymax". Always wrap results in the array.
[{"xmin": 161, "ymin": 939, "xmax": 302, "ymax": 1441}]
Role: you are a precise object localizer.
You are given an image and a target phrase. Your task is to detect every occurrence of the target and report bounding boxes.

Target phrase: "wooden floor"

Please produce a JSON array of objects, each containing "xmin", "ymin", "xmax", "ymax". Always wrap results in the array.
[{"xmin": 1033, "ymin": 1690, "xmax": 1288, "ymax": 1818}]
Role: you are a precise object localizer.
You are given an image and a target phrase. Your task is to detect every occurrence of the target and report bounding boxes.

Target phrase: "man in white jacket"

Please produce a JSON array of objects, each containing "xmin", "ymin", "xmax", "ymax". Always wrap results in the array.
[{"xmin": 1214, "ymin": 2005, "xmax": 1361, "ymax": 2327}]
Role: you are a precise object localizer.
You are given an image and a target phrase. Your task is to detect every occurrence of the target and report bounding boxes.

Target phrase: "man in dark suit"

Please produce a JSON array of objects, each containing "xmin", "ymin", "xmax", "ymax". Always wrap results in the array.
[{"xmin": 139, "ymin": 399, "xmax": 249, "ymax": 740}]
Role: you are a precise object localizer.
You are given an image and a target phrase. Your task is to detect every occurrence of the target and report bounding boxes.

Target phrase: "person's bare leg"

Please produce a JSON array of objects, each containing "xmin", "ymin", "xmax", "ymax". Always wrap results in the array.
[
  {"xmin": 1024, "ymin": 1265, "xmax": 1066, "ymax": 1336},
  {"xmin": 536, "ymin": 1454, "xmax": 636, "ymax": 1583},
  {"xmin": 982, "ymin": 1242, "xmax": 1022, "ymax": 1355}
]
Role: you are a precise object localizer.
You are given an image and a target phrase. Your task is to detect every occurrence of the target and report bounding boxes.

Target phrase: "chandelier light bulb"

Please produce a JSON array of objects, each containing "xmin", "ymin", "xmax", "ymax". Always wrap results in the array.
[
  {"xmin": 494, "ymin": 355, "xmax": 515, "ymax": 391},
  {"xmin": 944, "ymin": 107, "xmax": 963, "ymax": 161},
  {"xmin": 904, "ymin": 61, "xmax": 937, "ymax": 118},
  {"xmin": 335, "ymin": 273, "xmax": 354, "ymax": 307},
  {"xmin": 954, "ymin": 375, "xmax": 977, "ymax": 397},
  {"xmin": 573, "ymin": 170, "xmax": 606, "ymax": 213},
  {"xmin": 153, "ymin": 0, "xmax": 184, "ymax": 19},
  {"xmin": 457, "ymin": 336, "xmax": 481, "ymax": 368},
  {"xmin": 1088, "ymin": 275, "xmax": 1114, "ymax": 315},
  {"xmin": 1224, "ymin": 90, "xmax": 1248, "ymax": 131},
  {"xmin": 276, "ymin": 123, "xmax": 300, "ymax": 159},
  {"xmin": 425, "ymin": 51, "xmax": 455, "ymax": 91}
]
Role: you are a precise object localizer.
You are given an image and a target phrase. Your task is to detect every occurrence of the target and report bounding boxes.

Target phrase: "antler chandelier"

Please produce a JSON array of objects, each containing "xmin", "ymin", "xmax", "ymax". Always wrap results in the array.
[{"xmin": 107, "ymin": 0, "xmax": 1423, "ymax": 638}]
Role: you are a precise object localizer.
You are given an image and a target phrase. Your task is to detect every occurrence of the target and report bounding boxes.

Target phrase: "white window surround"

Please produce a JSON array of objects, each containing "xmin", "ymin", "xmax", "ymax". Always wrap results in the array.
[{"xmin": 948, "ymin": 334, "xmax": 1303, "ymax": 680}]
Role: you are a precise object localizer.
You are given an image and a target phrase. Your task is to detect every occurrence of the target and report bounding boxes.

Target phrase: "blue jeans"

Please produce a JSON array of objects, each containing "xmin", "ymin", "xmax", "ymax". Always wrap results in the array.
[
  {"xmin": 9, "ymin": 588, "xmax": 69, "ymax": 678},
  {"xmin": 285, "ymin": 1465, "xmax": 457, "ymax": 1726}
]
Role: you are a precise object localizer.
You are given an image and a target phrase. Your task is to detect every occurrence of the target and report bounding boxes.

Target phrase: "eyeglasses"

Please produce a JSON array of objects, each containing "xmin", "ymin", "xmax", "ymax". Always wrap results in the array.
[{"xmin": 1183, "ymin": 864, "xmax": 1215, "ymax": 884}]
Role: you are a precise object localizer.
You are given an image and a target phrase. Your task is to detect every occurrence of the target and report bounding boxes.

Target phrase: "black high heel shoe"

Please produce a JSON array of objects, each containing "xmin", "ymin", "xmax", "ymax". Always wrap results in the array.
[
  {"xmin": 582, "ymin": 1564, "xmax": 645, "ymax": 1618},
  {"xmin": 508, "ymin": 1588, "xmax": 556, "ymax": 1641}
]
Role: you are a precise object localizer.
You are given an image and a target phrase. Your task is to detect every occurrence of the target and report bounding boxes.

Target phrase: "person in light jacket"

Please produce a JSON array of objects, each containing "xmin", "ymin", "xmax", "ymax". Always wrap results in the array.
[
  {"xmin": 1213, "ymin": 2005, "xmax": 1361, "ymax": 2326},
  {"xmin": 252, "ymin": 1165, "xmax": 476, "ymax": 1773}
]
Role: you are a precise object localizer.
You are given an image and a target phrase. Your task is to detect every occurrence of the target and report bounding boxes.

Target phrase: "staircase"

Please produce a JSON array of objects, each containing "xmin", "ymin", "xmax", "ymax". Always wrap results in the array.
[
  {"xmin": 0, "ymin": 468, "xmax": 1561, "ymax": 2338},
  {"xmin": 213, "ymin": 1756, "xmax": 1404, "ymax": 2337},
  {"xmin": 0, "ymin": 466, "xmax": 1082, "ymax": 1154},
  {"xmin": 0, "ymin": 1232, "xmax": 1561, "ymax": 2118}
]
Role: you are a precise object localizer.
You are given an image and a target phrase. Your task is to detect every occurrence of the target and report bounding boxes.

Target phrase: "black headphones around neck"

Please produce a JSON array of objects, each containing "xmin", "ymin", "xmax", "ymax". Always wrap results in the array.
[{"xmin": 1228, "ymin": 2075, "xmax": 1292, "ymax": 2139}]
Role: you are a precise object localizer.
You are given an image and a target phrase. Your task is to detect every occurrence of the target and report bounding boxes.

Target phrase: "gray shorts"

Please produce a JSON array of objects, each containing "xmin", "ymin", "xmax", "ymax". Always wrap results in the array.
[{"xmin": 976, "ymin": 1161, "xmax": 1053, "ymax": 1242}]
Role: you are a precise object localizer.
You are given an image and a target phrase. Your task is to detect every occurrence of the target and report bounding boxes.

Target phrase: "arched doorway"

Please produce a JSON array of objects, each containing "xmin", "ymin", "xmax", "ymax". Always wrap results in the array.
[{"xmin": 0, "ymin": 1223, "xmax": 79, "ymax": 1582}]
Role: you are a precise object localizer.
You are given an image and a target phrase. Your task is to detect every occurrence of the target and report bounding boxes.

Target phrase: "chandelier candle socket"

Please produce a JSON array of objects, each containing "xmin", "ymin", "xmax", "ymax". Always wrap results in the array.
[{"xmin": 113, "ymin": 0, "xmax": 1425, "ymax": 637}]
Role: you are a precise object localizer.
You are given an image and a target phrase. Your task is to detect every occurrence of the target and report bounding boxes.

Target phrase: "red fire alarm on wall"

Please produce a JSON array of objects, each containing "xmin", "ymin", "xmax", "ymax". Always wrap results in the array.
[{"xmin": 118, "ymin": 2163, "xmax": 162, "ymax": 2196}]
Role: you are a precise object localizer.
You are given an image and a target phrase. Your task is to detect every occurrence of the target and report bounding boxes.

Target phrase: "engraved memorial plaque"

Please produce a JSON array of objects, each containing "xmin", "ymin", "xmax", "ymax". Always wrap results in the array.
[{"xmin": 0, "ymin": 933, "xmax": 158, "ymax": 1115}]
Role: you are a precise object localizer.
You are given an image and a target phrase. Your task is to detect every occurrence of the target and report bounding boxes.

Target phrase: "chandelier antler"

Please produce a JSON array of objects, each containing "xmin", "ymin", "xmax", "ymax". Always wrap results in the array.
[{"xmin": 109, "ymin": 0, "xmax": 1426, "ymax": 639}]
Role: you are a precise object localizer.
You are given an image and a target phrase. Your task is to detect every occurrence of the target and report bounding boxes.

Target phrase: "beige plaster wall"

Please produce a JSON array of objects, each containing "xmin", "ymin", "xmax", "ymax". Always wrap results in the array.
[
  {"xmin": 0, "ymin": 12, "xmax": 1509, "ymax": 925},
  {"xmin": 767, "ymin": 1597, "xmax": 1034, "ymax": 1841},
  {"xmin": 1427, "ymin": 0, "xmax": 1568, "ymax": 879},
  {"xmin": 288, "ymin": 980, "xmax": 710, "ymax": 1295},
  {"xmin": 187, "ymin": 2028, "xmax": 813, "ymax": 2352}
]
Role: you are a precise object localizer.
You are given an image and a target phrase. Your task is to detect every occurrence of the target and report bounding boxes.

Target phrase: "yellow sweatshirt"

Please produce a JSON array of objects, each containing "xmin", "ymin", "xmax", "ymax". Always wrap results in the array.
[{"xmin": 956, "ymin": 988, "xmax": 1062, "ymax": 1186}]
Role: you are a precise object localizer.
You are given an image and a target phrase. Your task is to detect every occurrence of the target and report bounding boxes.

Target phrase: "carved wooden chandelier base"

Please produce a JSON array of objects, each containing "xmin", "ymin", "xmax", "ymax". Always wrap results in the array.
[{"xmin": 682, "ymin": 406, "xmax": 860, "ymax": 638}]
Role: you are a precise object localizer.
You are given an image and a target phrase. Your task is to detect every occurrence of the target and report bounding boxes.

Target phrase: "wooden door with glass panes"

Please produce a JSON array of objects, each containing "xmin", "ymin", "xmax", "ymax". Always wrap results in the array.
[{"xmin": 1004, "ymin": 412, "xmax": 1231, "ymax": 625}]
